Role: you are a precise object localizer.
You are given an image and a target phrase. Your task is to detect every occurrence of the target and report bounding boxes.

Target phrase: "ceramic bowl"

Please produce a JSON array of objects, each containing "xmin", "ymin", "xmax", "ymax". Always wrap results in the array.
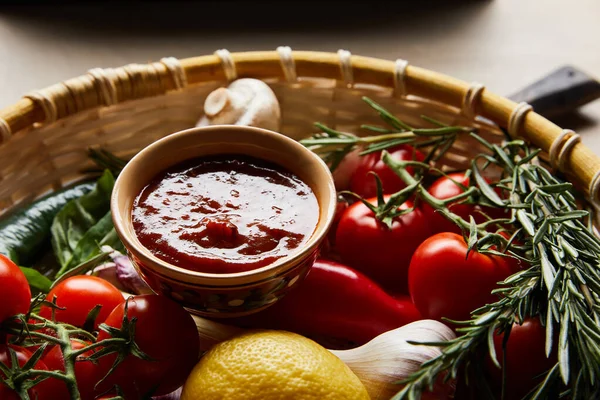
[{"xmin": 111, "ymin": 125, "xmax": 336, "ymax": 318}]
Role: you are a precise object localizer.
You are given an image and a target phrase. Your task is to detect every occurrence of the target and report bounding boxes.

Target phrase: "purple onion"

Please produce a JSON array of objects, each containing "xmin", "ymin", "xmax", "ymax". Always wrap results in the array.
[
  {"xmin": 91, "ymin": 262, "xmax": 124, "ymax": 290},
  {"xmin": 111, "ymin": 251, "xmax": 153, "ymax": 295}
]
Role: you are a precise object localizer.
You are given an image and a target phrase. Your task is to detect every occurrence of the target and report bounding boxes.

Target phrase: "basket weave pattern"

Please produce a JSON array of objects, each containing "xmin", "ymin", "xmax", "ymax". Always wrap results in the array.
[{"xmin": 0, "ymin": 48, "xmax": 599, "ymax": 215}]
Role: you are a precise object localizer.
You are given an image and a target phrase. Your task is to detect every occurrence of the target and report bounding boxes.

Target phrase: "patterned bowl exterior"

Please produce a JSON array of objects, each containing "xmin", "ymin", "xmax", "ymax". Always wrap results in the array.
[{"xmin": 129, "ymin": 248, "xmax": 319, "ymax": 318}]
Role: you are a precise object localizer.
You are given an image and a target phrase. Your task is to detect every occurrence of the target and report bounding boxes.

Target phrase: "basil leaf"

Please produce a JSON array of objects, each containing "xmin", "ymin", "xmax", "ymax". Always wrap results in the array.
[
  {"xmin": 68, "ymin": 211, "xmax": 125, "ymax": 268},
  {"xmin": 19, "ymin": 266, "xmax": 52, "ymax": 293},
  {"xmin": 51, "ymin": 170, "xmax": 115, "ymax": 276}
]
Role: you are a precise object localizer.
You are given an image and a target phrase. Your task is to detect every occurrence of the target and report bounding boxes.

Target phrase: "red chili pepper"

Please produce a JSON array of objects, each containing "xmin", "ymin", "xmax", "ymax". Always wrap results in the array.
[{"xmin": 229, "ymin": 259, "xmax": 422, "ymax": 348}]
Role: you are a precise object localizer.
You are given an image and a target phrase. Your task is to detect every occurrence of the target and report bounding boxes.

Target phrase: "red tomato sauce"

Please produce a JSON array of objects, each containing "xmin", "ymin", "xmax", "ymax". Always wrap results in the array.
[{"xmin": 132, "ymin": 155, "xmax": 319, "ymax": 274}]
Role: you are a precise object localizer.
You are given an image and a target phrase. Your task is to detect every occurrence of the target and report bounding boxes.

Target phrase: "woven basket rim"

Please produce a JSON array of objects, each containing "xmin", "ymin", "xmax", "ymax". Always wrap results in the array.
[{"xmin": 1, "ymin": 49, "xmax": 599, "ymax": 201}]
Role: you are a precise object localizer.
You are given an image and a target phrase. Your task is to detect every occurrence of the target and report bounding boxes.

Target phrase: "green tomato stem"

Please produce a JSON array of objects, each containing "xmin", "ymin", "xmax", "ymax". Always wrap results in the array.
[
  {"xmin": 382, "ymin": 152, "xmax": 470, "ymax": 230},
  {"xmin": 69, "ymin": 338, "xmax": 126, "ymax": 358},
  {"xmin": 17, "ymin": 387, "xmax": 30, "ymax": 400},
  {"xmin": 56, "ymin": 324, "xmax": 81, "ymax": 400},
  {"xmin": 17, "ymin": 369, "xmax": 72, "ymax": 383},
  {"xmin": 381, "ymin": 151, "xmax": 506, "ymax": 242}
]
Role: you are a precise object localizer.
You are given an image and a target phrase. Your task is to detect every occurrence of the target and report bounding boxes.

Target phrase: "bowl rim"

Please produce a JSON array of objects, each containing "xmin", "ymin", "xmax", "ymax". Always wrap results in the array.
[{"xmin": 111, "ymin": 124, "xmax": 337, "ymax": 285}]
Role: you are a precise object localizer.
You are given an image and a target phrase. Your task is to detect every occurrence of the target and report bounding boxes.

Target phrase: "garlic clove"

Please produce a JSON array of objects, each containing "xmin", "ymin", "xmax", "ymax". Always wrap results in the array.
[
  {"xmin": 197, "ymin": 78, "xmax": 281, "ymax": 131},
  {"xmin": 330, "ymin": 320, "xmax": 456, "ymax": 400},
  {"xmin": 191, "ymin": 315, "xmax": 455, "ymax": 399},
  {"xmin": 192, "ymin": 315, "xmax": 243, "ymax": 352}
]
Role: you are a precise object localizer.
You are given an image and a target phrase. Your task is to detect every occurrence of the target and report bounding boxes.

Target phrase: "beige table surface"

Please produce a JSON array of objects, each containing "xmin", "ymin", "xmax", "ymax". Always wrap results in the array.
[{"xmin": 1, "ymin": 0, "xmax": 600, "ymax": 151}]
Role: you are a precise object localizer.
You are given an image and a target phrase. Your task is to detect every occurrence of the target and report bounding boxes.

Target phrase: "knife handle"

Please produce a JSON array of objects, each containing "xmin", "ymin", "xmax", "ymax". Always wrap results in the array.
[{"xmin": 507, "ymin": 65, "xmax": 600, "ymax": 119}]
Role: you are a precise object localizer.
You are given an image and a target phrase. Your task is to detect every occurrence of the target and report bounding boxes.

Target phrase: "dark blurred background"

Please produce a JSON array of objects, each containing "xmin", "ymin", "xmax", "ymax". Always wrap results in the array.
[{"xmin": 1, "ymin": 0, "xmax": 599, "ymax": 149}]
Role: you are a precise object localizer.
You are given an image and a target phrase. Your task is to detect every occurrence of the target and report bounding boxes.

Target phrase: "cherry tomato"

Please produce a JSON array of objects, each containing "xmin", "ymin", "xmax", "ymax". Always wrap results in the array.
[
  {"xmin": 349, "ymin": 144, "xmax": 425, "ymax": 198},
  {"xmin": 0, "ymin": 345, "xmax": 54, "ymax": 400},
  {"xmin": 95, "ymin": 295, "xmax": 199, "ymax": 398},
  {"xmin": 0, "ymin": 254, "xmax": 31, "ymax": 324},
  {"xmin": 39, "ymin": 276, "xmax": 124, "ymax": 330},
  {"xmin": 336, "ymin": 196, "xmax": 432, "ymax": 293},
  {"xmin": 487, "ymin": 318, "xmax": 556, "ymax": 398},
  {"xmin": 42, "ymin": 340, "xmax": 100, "ymax": 400},
  {"xmin": 422, "ymin": 172, "xmax": 508, "ymax": 235},
  {"xmin": 408, "ymin": 232, "xmax": 513, "ymax": 322},
  {"xmin": 332, "ymin": 148, "xmax": 362, "ymax": 190}
]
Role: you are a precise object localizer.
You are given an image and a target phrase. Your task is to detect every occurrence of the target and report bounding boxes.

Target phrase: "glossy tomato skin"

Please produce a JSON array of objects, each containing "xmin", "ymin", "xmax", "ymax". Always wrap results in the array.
[
  {"xmin": 408, "ymin": 232, "xmax": 513, "ymax": 322},
  {"xmin": 0, "ymin": 345, "xmax": 54, "ymax": 400},
  {"xmin": 95, "ymin": 295, "xmax": 199, "ymax": 398},
  {"xmin": 42, "ymin": 340, "xmax": 100, "ymax": 400},
  {"xmin": 39, "ymin": 275, "xmax": 124, "ymax": 330},
  {"xmin": 488, "ymin": 318, "xmax": 556, "ymax": 399},
  {"xmin": 349, "ymin": 144, "xmax": 425, "ymax": 199},
  {"xmin": 0, "ymin": 254, "xmax": 31, "ymax": 324},
  {"xmin": 422, "ymin": 172, "xmax": 507, "ymax": 235},
  {"xmin": 336, "ymin": 196, "xmax": 432, "ymax": 293}
]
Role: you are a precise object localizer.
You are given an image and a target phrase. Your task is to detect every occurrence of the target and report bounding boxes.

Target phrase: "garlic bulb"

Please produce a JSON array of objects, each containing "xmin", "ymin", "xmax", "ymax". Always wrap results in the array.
[
  {"xmin": 330, "ymin": 320, "xmax": 456, "ymax": 400},
  {"xmin": 192, "ymin": 316, "xmax": 455, "ymax": 399},
  {"xmin": 197, "ymin": 78, "xmax": 281, "ymax": 131}
]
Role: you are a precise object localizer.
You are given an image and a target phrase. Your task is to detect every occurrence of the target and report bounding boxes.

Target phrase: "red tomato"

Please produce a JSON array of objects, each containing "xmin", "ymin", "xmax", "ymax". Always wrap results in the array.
[
  {"xmin": 0, "ymin": 345, "xmax": 54, "ymax": 400},
  {"xmin": 408, "ymin": 232, "xmax": 513, "ymax": 322},
  {"xmin": 0, "ymin": 254, "xmax": 31, "ymax": 324},
  {"xmin": 95, "ymin": 295, "xmax": 199, "ymax": 398},
  {"xmin": 42, "ymin": 340, "xmax": 100, "ymax": 400},
  {"xmin": 335, "ymin": 196, "xmax": 432, "ymax": 293},
  {"xmin": 422, "ymin": 172, "xmax": 507, "ymax": 235},
  {"xmin": 39, "ymin": 276, "xmax": 124, "ymax": 330},
  {"xmin": 487, "ymin": 318, "xmax": 556, "ymax": 398},
  {"xmin": 349, "ymin": 144, "xmax": 425, "ymax": 198}
]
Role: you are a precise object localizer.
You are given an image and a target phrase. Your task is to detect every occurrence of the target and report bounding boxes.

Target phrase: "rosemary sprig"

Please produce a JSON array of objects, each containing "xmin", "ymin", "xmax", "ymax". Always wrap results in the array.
[
  {"xmin": 300, "ymin": 97, "xmax": 474, "ymax": 172},
  {"xmin": 384, "ymin": 136, "xmax": 600, "ymax": 399},
  {"xmin": 84, "ymin": 147, "xmax": 128, "ymax": 176},
  {"xmin": 304, "ymin": 98, "xmax": 600, "ymax": 399}
]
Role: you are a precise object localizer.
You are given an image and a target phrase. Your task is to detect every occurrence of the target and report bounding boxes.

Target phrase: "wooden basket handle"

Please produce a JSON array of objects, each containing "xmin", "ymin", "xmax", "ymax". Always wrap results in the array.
[{"xmin": 1, "ymin": 49, "xmax": 599, "ymax": 202}]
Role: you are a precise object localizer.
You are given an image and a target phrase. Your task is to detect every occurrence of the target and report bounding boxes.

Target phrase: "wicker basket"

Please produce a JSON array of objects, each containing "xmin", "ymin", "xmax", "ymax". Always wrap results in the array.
[{"xmin": 1, "ymin": 47, "xmax": 599, "ymax": 216}]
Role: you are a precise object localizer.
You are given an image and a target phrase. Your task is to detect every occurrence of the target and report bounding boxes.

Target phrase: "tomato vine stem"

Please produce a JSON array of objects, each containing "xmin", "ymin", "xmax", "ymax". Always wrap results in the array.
[{"xmin": 1, "ymin": 298, "xmax": 144, "ymax": 400}]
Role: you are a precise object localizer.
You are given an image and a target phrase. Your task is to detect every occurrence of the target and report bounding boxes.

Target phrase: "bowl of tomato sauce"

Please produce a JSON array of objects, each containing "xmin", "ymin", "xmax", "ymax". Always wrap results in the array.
[{"xmin": 111, "ymin": 125, "xmax": 337, "ymax": 317}]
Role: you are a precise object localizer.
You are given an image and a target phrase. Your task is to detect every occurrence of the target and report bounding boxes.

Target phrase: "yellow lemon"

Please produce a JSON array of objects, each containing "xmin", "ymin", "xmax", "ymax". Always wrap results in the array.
[{"xmin": 181, "ymin": 330, "xmax": 370, "ymax": 400}]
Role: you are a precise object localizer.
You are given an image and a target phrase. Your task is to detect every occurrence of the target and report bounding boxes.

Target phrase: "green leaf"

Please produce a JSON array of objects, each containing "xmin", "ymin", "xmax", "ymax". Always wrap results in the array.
[
  {"xmin": 487, "ymin": 326, "xmax": 501, "ymax": 369},
  {"xmin": 68, "ymin": 212, "xmax": 124, "ymax": 268},
  {"xmin": 467, "ymin": 215, "xmax": 478, "ymax": 255},
  {"xmin": 471, "ymin": 160, "xmax": 504, "ymax": 207},
  {"xmin": 420, "ymin": 115, "xmax": 448, "ymax": 127},
  {"xmin": 539, "ymin": 182, "xmax": 573, "ymax": 194},
  {"xmin": 546, "ymin": 306, "xmax": 554, "ymax": 358},
  {"xmin": 538, "ymin": 243, "xmax": 557, "ymax": 295},
  {"xmin": 19, "ymin": 266, "xmax": 52, "ymax": 293},
  {"xmin": 517, "ymin": 209, "xmax": 536, "ymax": 236},
  {"xmin": 534, "ymin": 219, "xmax": 549, "ymax": 245},
  {"xmin": 51, "ymin": 170, "xmax": 115, "ymax": 276},
  {"xmin": 362, "ymin": 96, "xmax": 413, "ymax": 131},
  {"xmin": 559, "ymin": 309, "xmax": 570, "ymax": 384}
]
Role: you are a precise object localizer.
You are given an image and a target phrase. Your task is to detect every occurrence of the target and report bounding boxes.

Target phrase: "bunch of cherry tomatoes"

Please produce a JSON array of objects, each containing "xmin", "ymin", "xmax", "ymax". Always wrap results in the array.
[{"xmin": 0, "ymin": 257, "xmax": 199, "ymax": 400}]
